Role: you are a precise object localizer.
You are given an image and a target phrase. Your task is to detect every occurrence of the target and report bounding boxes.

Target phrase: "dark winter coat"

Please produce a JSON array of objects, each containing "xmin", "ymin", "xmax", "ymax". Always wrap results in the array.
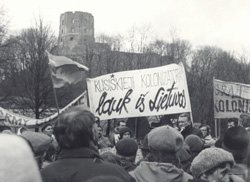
[
  {"xmin": 181, "ymin": 125, "xmax": 202, "ymax": 139},
  {"xmin": 41, "ymin": 147, "xmax": 135, "ymax": 182}
]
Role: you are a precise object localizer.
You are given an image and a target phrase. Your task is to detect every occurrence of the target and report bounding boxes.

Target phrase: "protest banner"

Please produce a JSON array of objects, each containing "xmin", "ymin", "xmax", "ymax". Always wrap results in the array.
[
  {"xmin": 87, "ymin": 63, "xmax": 192, "ymax": 120},
  {"xmin": 214, "ymin": 79, "xmax": 250, "ymax": 119},
  {"xmin": 0, "ymin": 91, "xmax": 87, "ymax": 128}
]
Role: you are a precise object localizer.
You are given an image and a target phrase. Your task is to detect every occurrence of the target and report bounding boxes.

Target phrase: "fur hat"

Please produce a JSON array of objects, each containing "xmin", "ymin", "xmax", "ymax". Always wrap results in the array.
[
  {"xmin": 0, "ymin": 134, "xmax": 42, "ymax": 182},
  {"xmin": 185, "ymin": 134, "xmax": 204, "ymax": 152},
  {"xmin": 119, "ymin": 127, "xmax": 132, "ymax": 139},
  {"xmin": 222, "ymin": 126, "xmax": 249, "ymax": 159},
  {"xmin": 148, "ymin": 125, "xmax": 183, "ymax": 152},
  {"xmin": 115, "ymin": 138, "xmax": 138, "ymax": 157},
  {"xmin": 191, "ymin": 148, "xmax": 234, "ymax": 178},
  {"xmin": 101, "ymin": 152, "xmax": 121, "ymax": 165},
  {"xmin": 22, "ymin": 131, "xmax": 52, "ymax": 156}
]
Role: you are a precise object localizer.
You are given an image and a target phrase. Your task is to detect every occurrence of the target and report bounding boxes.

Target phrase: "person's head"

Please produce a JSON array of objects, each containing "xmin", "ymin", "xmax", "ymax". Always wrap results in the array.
[
  {"xmin": 191, "ymin": 148, "xmax": 234, "ymax": 182},
  {"xmin": 115, "ymin": 138, "xmax": 138, "ymax": 162},
  {"xmin": 148, "ymin": 125, "xmax": 183, "ymax": 165},
  {"xmin": 98, "ymin": 126, "xmax": 103, "ymax": 139},
  {"xmin": 227, "ymin": 119, "xmax": 237, "ymax": 129},
  {"xmin": 54, "ymin": 105, "xmax": 98, "ymax": 149},
  {"xmin": 21, "ymin": 131, "xmax": 52, "ymax": 169},
  {"xmin": 0, "ymin": 134, "xmax": 42, "ymax": 182},
  {"xmin": 199, "ymin": 124, "xmax": 210, "ymax": 138},
  {"xmin": 185, "ymin": 134, "xmax": 204, "ymax": 154},
  {"xmin": 0, "ymin": 125, "xmax": 12, "ymax": 134},
  {"xmin": 240, "ymin": 114, "xmax": 250, "ymax": 128},
  {"xmin": 41, "ymin": 123, "xmax": 53, "ymax": 137},
  {"xmin": 119, "ymin": 126, "xmax": 132, "ymax": 140},
  {"xmin": 178, "ymin": 113, "xmax": 191, "ymax": 130},
  {"xmin": 221, "ymin": 126, "xmax": 249, "ymax": 163},
  {"xmin": 117, "ymin": 120, "xmax": 126, "ymax": 129},
  {"xmin": 101, "ymin": 152, "xmax": 121, "ymax": 166}
]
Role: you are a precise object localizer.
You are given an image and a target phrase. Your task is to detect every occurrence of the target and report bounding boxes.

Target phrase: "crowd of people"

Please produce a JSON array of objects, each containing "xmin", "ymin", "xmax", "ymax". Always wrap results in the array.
[{"xmin": 0, "ymin": 106, "xmax": 250, "ymax": 182}]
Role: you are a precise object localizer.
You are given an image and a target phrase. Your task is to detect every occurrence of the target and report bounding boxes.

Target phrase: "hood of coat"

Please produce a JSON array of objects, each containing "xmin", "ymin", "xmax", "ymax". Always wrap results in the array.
[{"xmin": 129, "ymin": 161, "xmax": 192, "ymax": 182}]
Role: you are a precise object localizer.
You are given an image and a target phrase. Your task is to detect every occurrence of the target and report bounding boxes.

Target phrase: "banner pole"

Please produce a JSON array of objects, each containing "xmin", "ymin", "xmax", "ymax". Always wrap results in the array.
[
  {"xmin": 218, "ymin": 119, "xmax": 221, "ymax": 139},
  {"xmin": 135, "ymin": 117, "xmax": 138, "ymax": 140},
  {"xmin": 52, "ymin": 85, "xmax": 60, "ymax": 114},
  {"xmin": 215, "ymin": 119, "xmax": 218, "ymax": 139}
]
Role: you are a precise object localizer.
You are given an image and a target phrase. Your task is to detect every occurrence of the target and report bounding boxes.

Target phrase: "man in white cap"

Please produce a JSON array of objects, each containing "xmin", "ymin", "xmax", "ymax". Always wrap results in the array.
[{"xmin": 190, "ymin": 148, "xmax": 244, "ymax": 182}]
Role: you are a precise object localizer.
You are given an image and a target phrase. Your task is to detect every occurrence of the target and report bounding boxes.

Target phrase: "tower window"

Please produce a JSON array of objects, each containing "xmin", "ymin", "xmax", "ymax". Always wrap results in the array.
[
  {"xmin": 70, "ymin": 37, "xmax": 74, "ymax": 41},
  {"xmin": 84, "ymin": 28, "xmax": 87, "ymax": 33},
  {"xmin": 72, "ymin": 19, "xmax": 75, "ymax": 24},
  {"xmin": 71, "ymin": 28, "xmax": 74, "ymax": 32},
  {"xmin": 61, "ymin": 29, "xmax": 63, "ymax": 34},
  {"xmin": 62, "ymin": 20, "xmax": 64, "ymax": 25}
]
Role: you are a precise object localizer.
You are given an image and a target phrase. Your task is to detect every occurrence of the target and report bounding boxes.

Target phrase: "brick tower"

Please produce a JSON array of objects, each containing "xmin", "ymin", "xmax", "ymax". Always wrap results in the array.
[{"xmin": 58, "ymin": 11, "xmax": 95, "ymax": 54}]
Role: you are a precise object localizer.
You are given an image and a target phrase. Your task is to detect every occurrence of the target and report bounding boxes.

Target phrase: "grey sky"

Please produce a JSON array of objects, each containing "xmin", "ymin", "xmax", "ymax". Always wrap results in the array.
[{"xmin": 3, "ymin": 0, "xmax": 250, "ymax": 54}]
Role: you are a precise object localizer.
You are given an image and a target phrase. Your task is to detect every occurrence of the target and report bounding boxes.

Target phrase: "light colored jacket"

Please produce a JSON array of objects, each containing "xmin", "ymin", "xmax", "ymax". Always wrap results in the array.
[
  {"xmin": 129, "ymin": 161, "xmax": 193, "ymax": 182},
  {"xmin": 203, "ymin": 135, "xmax": 216, "ymax": 147}
]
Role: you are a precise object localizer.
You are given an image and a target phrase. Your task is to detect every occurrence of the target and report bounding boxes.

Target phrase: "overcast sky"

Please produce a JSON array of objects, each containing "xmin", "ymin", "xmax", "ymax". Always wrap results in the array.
[{"xmin": 2, "ymin": 0, "xmax": 250, "ymax": 55}]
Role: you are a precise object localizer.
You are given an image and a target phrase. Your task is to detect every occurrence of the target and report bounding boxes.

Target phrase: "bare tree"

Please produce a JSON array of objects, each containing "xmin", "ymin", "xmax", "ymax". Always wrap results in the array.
[
  {"xmin": 6, "ymin": 18, "xmax": 57, "ymax": 119},
  {"xmin": 126, "ymin": 23, "xmax": 153, "ymax": 53},
  {"xmin": 96, "ymin": 33, "xmax": 124, "ymax": 51}
]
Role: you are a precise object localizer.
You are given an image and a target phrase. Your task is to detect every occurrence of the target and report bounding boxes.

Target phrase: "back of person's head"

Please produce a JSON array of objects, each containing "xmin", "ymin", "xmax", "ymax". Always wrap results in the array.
[
  {"xmin": 185, "ymin": 134, "xmax": 204, "ymax": 153},
  {"xmin": 191, "ymin": 148, "xmax": 234, "ymax": 179},
  {"xmin": 240, "ymin": 114, "xmax": 250, "ymax": 128},
  {"xmin": 221, "ymin": 126, "xmax": 250, "ymax": 163},
  {"xmin": 21, "ymin": 131, "xmax": 52, "ymax": 157},
  {"xmin": 159, "ymin": 115, "xmax": 173, "ymax": 127},
  {"xmin": 54, "ymin": 105, "xmax": 96, "ymax": 149},
  {"xmin": 147, "ymin": 125, "xmax": 183, "ymax": 165},
  {"xmin": 101, "ymin": 152, "xmax": 121, "ymax": 166},
  {"xmin": 0, "ymin": 134, "xmax": 42, "ymax": 182},
  {"xmin": 148, "ymin": 125, "xmax": 183, "ymax": 153},
  {"xmin": 115, "ymin": 138, "xmax": 138, "ymax": 161}
]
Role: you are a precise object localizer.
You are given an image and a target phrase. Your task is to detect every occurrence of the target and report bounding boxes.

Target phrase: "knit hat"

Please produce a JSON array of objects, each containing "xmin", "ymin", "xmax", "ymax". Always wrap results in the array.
[
  {"xmin": 148, "ymin": 125, "xmax": 183, "ymax": 152},
  {"xmin": 115, "ymin": 138, "xmax": 138, "ymax": 157},
  {"xmin": 185, "ymin": 134, "xmax": 204, "ymax": 152},
  {"xmin": 21, "ymin": 131, "xmax": 52, "ymax": 156},
  {"xmin": 0, "ymin": 134, "xmax": 42, "ymax": 182},
  {"xmin": 222, "ymin": 126, "xmax": 249, "ymax": 159},
  {"xmin": 191, "ymin": 148, "xmax": 234, "ymax": 178},
  {"xmin": 41, "ymin": 123, "xmax": 52, "ymax": 132},
  {"xmin": 119, "ymin": 127, "xmax": 132, "ymax": 139}
]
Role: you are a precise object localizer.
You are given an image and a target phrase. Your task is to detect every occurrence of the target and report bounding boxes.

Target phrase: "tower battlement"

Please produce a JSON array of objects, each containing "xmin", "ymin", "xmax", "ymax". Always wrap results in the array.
[{"xmin": 58, "ymin": 11, "xmax": 95, "ymax": 52}]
